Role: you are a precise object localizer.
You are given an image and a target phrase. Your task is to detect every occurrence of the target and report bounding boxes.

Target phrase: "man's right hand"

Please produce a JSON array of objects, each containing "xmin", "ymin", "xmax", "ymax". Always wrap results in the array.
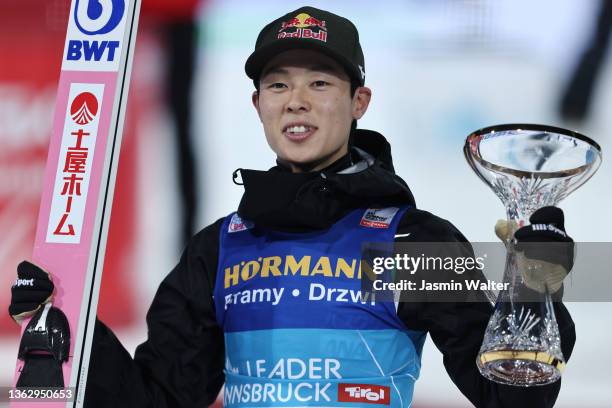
[{"xmin": 9, "ymin": 261, "xmax": 54, "ymax": 324}]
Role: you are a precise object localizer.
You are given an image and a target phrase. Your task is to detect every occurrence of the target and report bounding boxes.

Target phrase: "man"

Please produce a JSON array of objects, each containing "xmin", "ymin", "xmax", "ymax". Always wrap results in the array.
[{"xmin": 10, "ymin": 6, "xmax": 575, "ymax": 407}]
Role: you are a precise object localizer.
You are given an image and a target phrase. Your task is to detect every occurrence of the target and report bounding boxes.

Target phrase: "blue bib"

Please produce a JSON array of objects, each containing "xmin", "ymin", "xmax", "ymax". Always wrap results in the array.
[{"xmin": 214, "ymin": 207, "xmax": 425, "ymax": 407}]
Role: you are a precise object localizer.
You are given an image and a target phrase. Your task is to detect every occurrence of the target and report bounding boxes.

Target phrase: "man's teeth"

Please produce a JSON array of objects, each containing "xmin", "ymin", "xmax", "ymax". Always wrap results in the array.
[{"xmin": 286, "ymin": 125, "xmax": 309, "ymax": 133}]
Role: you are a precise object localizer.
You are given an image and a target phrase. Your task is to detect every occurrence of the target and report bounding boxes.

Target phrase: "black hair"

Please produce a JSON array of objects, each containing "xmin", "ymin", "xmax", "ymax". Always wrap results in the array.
[
  {"xmin": 349, "ymin": 77, "xmax": 359, "ymax": 134},
  {"xmin": 349, "ymin": 77, "xmax": 360, "ymax": 98}
]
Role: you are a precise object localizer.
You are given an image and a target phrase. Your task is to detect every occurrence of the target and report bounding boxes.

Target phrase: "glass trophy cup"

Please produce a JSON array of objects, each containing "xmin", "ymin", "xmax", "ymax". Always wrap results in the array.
[{"xmin": 464, "ymin": 124, "xmax": 602, "ymax": 386}]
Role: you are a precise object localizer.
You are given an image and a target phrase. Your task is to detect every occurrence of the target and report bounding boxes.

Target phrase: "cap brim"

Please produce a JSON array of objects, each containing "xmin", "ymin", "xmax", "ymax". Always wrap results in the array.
[{"xmin": 245, "ymin": 39, "xmax": 363, "ymax": 86}]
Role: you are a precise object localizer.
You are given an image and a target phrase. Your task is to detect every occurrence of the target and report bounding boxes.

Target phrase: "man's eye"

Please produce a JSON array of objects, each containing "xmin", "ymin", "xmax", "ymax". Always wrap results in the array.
[
  {"xmin": 313, "ymin": 80, "xmax": 328, "ymax": 87},
  {"xmin": 268, "ymin": 82, "xmax": 286, "ymax": 89}
]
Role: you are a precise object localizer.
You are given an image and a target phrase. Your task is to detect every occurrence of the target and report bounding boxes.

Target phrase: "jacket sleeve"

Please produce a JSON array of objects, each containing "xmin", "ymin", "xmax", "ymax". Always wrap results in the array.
[
  {"xmin": 395, "ymin": 209, "xmax": 576, "ymax": 408},
  {"xmin": 84, "ymin": 218, "xmax": 226, "ymax": 408}
]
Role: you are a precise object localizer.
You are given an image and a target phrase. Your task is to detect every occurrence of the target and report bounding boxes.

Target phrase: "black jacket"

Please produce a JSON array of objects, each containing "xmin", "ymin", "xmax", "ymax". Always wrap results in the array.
[{"xmin": 86, "ymin": 130, "xmax": 575, "ymax": 407}]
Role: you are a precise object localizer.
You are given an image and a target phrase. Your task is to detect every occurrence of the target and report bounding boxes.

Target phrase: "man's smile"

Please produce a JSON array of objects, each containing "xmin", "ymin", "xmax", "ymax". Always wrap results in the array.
[{"xmin": 282, "ymin": 122, "xmax": 318, "ymax": 142}]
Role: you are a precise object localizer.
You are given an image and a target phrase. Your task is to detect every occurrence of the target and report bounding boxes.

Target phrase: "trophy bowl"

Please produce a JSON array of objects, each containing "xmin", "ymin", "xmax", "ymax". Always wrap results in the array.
[{"xmin": 464, "ymin": 124, "xmax": 602, "ymax": 386}]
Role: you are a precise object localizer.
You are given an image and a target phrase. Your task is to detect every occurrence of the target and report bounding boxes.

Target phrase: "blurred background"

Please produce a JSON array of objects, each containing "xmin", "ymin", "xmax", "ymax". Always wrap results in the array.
[{"xmin": 1, "ymin": 0, "xmax": 611, "ymax": 406}]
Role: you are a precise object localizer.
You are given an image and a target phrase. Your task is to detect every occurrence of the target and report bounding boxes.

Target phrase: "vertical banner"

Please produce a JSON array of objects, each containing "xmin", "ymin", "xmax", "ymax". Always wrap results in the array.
[{"xmin": 11, "ymin": 0, "xmax": 141, "ymax": 407}]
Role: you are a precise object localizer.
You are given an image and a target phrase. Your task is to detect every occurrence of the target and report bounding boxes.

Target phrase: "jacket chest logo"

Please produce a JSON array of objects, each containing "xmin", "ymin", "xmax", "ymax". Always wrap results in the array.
[
  {"xmin": 359, "ymin": 207, "xmax": 399, "ymax": 229},
  {"xmin": 228, "ymin": 213, "xmax": 253, "ymax": 233}
]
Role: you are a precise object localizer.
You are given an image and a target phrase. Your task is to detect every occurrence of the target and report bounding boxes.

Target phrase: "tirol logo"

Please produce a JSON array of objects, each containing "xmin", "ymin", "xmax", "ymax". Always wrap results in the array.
[
  {"xmin": 360, "ymin": 207, "xmax": 399, "ymax": 229},
  {"xmin": 74, "ymin": 0, "xmax": 125, "ymax": 35},
  {"xmin": 70, "ymin": 92, "xmax": 99, "ymax": 125},
  {"xmin": 278, "ymin": 13, "xmax": 327, "ymax": 42},
  {"xmin": 338, "ymin": 384, "xmax": 390, "ymax": 405}
]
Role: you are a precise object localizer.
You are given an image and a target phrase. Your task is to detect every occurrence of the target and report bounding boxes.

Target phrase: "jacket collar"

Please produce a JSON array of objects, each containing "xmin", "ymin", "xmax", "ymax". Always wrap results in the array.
[{"xmin": 236, "ymin": 129, "xmax": 416, "ymax": 231}]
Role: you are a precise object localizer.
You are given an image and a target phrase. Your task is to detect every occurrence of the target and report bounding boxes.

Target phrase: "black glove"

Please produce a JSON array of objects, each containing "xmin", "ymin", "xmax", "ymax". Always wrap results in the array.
[
  {"xmin": 9, "ymin": 261, "xmax": 54, "ymax": 324},
  {"xmin": 514, "ymin": 207, "xmax": 574, "ymax": 293},
  {"xmin": 515, "ymin": 207, "xmax": 574, "ymax": 269}
]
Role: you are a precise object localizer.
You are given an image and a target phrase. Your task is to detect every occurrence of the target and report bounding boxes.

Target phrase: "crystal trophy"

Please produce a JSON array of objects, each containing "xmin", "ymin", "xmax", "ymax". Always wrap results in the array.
[{"xmin": 464, "ymin": 124, "xmax": 602, "ymax": 386}]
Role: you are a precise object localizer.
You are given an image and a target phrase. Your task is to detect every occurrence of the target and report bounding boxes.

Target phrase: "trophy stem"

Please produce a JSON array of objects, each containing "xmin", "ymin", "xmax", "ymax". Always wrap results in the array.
[{"xmin": 476, "ymin": 213, "xmax": 565, "ymax": 386}]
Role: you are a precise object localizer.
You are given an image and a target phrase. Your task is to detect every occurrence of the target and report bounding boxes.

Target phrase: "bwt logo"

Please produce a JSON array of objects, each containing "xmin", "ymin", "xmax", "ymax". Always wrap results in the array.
[
  {"xmin": 67, "ymin": 40, "xmax": 120, "ymax": 62},
  {"xmin": 67, "ymin": 0, "xmax": 125, "ymax": 62},
  {"xmin": 75, "ymin": 0, "xmax": 125, "ymax": 35}
]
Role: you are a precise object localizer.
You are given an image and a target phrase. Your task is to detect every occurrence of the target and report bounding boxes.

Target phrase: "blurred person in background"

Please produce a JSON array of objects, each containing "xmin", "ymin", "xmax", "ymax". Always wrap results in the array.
[
  {"xmin": 9, "ymin": 5, "xmax": 578, "ymax": 408},
  {"xmin": 559, "ymin": 0, "xmax": 611, "ymax": 122},
  {"xmin": 143, "ymin": 0, "xmax": 205, "ymax": 244}
]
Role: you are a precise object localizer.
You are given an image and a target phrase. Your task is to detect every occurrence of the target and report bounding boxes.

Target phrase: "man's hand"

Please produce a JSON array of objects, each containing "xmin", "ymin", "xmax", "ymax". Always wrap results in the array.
[
  {"xmin": 495, "ymin": 207, "xmax": 574, "ymax": 294},
  {"xmin": 9, "ymin": 261, "xmax": 54, "ymax": 324}
]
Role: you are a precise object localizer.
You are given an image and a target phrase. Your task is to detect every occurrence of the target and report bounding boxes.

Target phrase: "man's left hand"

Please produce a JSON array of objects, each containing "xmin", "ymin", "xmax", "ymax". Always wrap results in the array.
[{"xmin": 496, "ymin": 206, "xmax": 574, "ymax": 294}]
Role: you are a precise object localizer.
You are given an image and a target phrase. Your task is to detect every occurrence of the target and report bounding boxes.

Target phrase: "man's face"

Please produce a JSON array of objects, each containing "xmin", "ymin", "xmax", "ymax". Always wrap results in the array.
[{"xmin": 253, "ymin": 49, "xmax": 371, "ymax": 173}]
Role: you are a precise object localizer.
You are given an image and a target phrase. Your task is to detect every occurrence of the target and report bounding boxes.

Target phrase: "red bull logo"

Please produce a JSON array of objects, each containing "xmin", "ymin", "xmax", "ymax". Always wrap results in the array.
[
  {"xmin": 278, "ymin": 13, "xmax": 327, "ymax": 42},
  {"xmin": 70, "ymin": 92, "xmax": 99, "ymax": 125},
  {"xmin": 279, "ymin": 13, "xmax": 327, "ymax": 31}
]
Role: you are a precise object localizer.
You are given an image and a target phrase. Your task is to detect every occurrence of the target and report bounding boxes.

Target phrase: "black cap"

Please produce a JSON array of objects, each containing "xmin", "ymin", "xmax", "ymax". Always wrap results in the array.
[{"xmin": 245, "ymin": 6, "xmax": 365, "ymax": 87}]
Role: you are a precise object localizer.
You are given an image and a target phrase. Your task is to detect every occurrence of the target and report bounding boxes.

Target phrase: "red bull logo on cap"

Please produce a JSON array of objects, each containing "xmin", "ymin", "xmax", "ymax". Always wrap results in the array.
[{"xmin": 278, "ymin": 13, "xmax": 327, "ymax": 42}]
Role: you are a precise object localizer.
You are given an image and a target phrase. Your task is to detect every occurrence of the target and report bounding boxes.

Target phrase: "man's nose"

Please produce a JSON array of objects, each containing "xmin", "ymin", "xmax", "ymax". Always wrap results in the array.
[{"xmin": 285, "ymin": 87, "xmax": 310, "ymax": 112}]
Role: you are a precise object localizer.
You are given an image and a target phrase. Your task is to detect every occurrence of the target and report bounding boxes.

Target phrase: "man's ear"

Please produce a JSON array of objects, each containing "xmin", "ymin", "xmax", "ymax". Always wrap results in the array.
[
  {"xmin": 252, "ymin": 90, "xmax": 261, "ymax": 118},
  {"xmin": 352, "ymin": 86, "xmax": 372, "ymax": 120}
]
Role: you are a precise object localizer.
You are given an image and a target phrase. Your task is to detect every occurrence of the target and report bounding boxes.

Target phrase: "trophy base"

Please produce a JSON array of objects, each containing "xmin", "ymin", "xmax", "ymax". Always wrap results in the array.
[{"xmin": 477, "ymin": 350, "xmax": 564, "ymax": 386}]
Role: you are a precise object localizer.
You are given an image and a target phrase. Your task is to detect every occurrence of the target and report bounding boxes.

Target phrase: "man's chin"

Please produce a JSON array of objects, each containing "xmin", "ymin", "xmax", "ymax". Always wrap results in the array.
[
  {"xmin": 277, "ymin": 145, "xmax": 347, "ymax": 173},
  {"xmin": 277, "ymin": 154, "xmax": 328, "ymax": 173}
]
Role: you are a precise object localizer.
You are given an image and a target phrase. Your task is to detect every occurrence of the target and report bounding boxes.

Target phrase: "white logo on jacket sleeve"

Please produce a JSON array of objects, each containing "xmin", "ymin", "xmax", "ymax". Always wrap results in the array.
[
  {"xmin": 360, "ymin": 207, "xmax": 400, "ymax": 229},
  {"xmin": 228, "ymin": 213, "xmax": 253, "ymax": 233}
]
